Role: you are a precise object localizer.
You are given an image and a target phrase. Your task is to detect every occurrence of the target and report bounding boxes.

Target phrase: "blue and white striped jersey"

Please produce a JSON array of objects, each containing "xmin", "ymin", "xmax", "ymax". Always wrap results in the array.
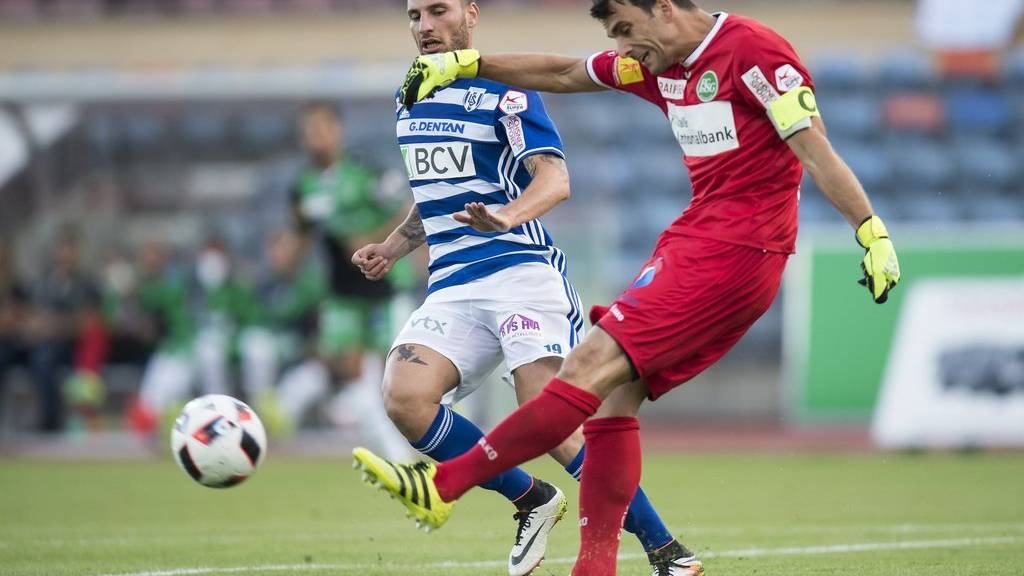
[{"xmin": 396, "ymin": 78, "xmax": 570, "ymax": 296}]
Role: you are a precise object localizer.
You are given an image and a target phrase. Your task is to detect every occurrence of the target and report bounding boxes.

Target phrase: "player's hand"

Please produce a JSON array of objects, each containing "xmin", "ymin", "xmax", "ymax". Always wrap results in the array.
[
  {"xmin": 453, "ymin": 202, "xmax": 514, "ymax": 233},
  {"xmin": 352, "ymin": 243, "xmax": 395, "ymax": 281},
  {"xmin": 400, "ymin": 49, "xmax": 480, "ymax": 109},
  {"xmin": 855, "ymin": 215, "xmax": 900, "ymax": 304}
]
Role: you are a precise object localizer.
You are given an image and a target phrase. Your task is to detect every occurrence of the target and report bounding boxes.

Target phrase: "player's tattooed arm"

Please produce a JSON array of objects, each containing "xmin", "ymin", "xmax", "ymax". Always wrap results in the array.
[
  {"xmin": 396, "ymin": 205, "xmax": 426, "ymax": 251},
  {"xmin": 352, "ymin": 205, "xmax": 423, "ymax": 281},
  {"xmin": 524, "ymin": 153, "xmax": 569, "ymax": 178}
]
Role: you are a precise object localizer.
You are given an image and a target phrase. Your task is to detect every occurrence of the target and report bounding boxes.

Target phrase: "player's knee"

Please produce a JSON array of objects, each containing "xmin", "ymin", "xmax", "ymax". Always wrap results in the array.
[
  {"xmin": 380, "ymin": 378, "xmax": 434, "ymax": 440},
  {"xmin": 556, "ymin": 335, "xmax": 632, "ymax": 399},
  {"xmin": 556, "ymin": 343, "xmax": 604, "ymax": 390}
]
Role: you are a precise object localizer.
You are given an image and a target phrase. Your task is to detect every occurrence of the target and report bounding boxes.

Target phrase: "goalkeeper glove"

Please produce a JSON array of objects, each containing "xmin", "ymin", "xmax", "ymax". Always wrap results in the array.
[
  {"xmin": 855, "ymin": 215, "xmax": 901, "ymax": 304},
  {"xmin": 400, "ymin": 49, "xmax": 480, "ymax": 109}
]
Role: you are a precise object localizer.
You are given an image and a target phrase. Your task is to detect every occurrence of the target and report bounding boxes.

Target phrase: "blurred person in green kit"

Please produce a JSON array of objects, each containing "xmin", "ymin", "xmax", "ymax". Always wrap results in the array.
[{"xmin": 288, "ymin": 103, "xmax": 417, "ymax": 457}]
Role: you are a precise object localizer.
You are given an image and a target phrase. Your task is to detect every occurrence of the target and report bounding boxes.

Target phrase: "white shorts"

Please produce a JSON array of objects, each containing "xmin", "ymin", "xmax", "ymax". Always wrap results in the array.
[{"xmin": 391, "ymin": 263, "xmax": 584, "ymax": 404}]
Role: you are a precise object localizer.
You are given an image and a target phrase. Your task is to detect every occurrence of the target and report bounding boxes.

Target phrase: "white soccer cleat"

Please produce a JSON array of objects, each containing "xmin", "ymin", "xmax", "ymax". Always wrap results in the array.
[
  {"xmin": 652, "ymin": 555, "xmax": 705, "ymax": 576},
  {"xmin": 507, "ymin": 485, "xmax": 568, "ymax": 576}
]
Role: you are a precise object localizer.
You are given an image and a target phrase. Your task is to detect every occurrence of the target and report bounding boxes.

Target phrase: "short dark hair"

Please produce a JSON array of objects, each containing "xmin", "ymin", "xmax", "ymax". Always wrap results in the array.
[
  {"xmin": 590, "ymin": 0, "xmax": 696, "ymax": 20},
  {"xmin": 301, "ymin": 101, "xmax": 342, "ymax": 121}
]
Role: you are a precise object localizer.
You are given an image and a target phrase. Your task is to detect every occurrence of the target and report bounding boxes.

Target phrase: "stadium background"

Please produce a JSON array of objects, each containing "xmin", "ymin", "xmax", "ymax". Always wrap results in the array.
[{"xmin": 0, "ymin": 1, "xmax": 1022, "ymax": 575}]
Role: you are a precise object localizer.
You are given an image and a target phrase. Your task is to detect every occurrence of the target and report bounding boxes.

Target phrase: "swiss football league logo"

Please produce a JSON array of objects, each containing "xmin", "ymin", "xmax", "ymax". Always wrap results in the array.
[
  {"xmin": 774, "ymin": 64, "xmax": 804, "ymax": 93},
  {"xmin": 499, "ymin": 91, "xmax": 528, "ymax": 115}
]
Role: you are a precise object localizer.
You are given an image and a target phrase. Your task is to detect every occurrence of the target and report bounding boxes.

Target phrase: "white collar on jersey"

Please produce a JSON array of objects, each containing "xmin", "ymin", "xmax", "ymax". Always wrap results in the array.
[{"xmin": 682, "ymin": 12, "xmax": 729, "ymax": 68}]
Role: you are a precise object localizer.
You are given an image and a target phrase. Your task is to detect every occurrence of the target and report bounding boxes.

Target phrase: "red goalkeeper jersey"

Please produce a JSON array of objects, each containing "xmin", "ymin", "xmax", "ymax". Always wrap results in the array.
[{"xmin": 587, "ymin": 12, "xmax": 814, "ymax": 254}]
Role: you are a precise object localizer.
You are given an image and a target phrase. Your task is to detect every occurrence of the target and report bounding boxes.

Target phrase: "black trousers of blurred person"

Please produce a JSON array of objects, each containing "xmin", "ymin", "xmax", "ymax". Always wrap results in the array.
[
  {"xmin": 28, "ymin": 339, "xmax": 74, "ymax": 432},
  {"xmin": 0, "ymin": 338, "xmax": 29, "ymax": 427}
]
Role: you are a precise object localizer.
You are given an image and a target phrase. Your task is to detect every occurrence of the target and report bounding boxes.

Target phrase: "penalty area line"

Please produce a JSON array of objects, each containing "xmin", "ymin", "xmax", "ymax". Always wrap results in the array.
[{"xmin": 95, "ymin": 535, "xmax": 1023, "ymax": 576}]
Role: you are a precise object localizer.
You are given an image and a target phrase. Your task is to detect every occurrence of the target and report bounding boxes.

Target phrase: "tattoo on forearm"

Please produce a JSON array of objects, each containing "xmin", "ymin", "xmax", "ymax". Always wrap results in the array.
[
  {"xmin": 395, "ymin": 344, "xmax": 428, "ymax": 365},
  {"xmin": 524, "ymin": 154, "xmax": 568, "ymax": 177},
  {"xmin": 398, "ymin": 207, "xmax": 425, "ymax": 246}
]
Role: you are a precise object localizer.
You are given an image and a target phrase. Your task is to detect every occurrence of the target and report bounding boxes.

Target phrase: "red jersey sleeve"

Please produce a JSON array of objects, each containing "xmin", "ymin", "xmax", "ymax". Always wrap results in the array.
[
  {"xmin": 585, "ymin": 51, "xmax": 665, "ymax": 110},
  {"xmin": 732, "ymin": 23, "xmax": 816, "ymax": 137}
]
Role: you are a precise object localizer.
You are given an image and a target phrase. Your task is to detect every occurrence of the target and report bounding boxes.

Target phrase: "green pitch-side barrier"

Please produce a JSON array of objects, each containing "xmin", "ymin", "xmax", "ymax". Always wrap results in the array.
[{"xmin": 783, "ymin": 227, "xmax": 1024, "ymax": 422}]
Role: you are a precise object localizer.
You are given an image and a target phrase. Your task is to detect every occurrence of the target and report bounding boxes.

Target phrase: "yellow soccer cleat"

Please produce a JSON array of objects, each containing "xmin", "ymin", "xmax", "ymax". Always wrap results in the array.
[{"xmin": 352, "ymin": 447, "xmax": 454, "ymax": 531}]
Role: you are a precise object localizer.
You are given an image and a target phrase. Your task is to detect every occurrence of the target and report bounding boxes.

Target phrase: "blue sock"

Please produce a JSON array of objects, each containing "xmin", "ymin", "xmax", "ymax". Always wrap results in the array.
[
  {"xmin": 566, "ymin": 446, "xmax": 675, "ymax": 553},
  {"xmin": 411, "ymin": 404, "xmax": 534, "ymax": 503}
]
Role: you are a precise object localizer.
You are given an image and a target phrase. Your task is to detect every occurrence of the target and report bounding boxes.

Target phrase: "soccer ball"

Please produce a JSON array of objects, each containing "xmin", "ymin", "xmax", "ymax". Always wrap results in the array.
[{"xmin": 171, "ymin": 394, "xmax": 267, "ymax": 488}]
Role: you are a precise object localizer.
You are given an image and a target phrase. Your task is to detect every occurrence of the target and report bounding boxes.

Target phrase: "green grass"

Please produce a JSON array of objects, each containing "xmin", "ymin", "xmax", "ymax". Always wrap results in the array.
[{"xmin": 1, "ymin": 453, "xmax": 1023, "ymax": 575}]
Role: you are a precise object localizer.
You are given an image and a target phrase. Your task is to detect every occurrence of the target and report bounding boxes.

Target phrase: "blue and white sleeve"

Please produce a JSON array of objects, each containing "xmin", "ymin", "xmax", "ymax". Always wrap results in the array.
[{"xmin": 494, "ymin": 89, "xmax": 565, "ymax": 162}]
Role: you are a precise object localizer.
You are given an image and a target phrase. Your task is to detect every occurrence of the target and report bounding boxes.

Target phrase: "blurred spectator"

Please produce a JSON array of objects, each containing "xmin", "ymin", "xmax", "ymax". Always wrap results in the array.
[
  {"xmin": 100, "ymin": 248, "xmax": 159, "ymax": 367},
  {"xmin": 127, "ymin": 241, "xmax": 196, "ymax": 436},
  {"xmin": 240, "ymin": 229, "xmax": 327, "ymax": 435},
  {"xmin": 190, "ymin": 235, "xmax": 259, "ymax": 399},
  {"xmin": 0, "ymin": 238, "xmax": 30, "ymax": 403},
  {"xmin": 289, "ymin": 102, "xmax": 414, "ymax": 457},
  {"xmin": 25, "ymin": 226, "xmax": 102, "ymax": 433},
  {"xmin": 916, "ymin": 0, "xmax": 1024, "ymax": 78}
]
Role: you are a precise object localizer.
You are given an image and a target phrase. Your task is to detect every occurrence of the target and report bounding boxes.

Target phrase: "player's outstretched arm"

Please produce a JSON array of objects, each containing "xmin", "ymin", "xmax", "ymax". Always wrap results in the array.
[
  {"xmin": 401, "ymin": 51, "xmax": 601, "ymax": 107},
  {"xmin": 787, "ymin": 117, "xmax": 901, "ymax": 303},
  {"xmin": 478, "ymin": 54, "xmax": 604, "ymax": 94},
  {"xmin": 352, "ymin": 205, "xmax": 424, "ymax": 281},
  {"xmin": 454, "ymin": 154, "xmax": 570, "ymax": 233}
]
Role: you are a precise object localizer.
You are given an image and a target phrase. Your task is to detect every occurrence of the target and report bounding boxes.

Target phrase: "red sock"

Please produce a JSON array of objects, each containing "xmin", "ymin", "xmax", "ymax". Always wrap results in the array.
[
  {"xmin": 572, "ymin": 417, "xmax": 641, "ymax": 576},
  {"xmin": 434, "ymin": 378, "xmax": 600, "ymax": 502}
]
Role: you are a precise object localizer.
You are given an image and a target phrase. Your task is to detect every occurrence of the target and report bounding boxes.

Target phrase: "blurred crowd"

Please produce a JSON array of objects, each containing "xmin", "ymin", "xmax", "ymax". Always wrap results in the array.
[
  {"xmin": 0, "ymin": 0, "xmax": 584, "ymax": 20},
  {"xmin": 0, "ymin": 104, "xmax": 421, "ymax": 456}
]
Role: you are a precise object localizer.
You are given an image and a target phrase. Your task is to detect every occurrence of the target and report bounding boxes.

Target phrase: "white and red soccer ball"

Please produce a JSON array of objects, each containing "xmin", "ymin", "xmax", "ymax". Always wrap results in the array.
[{"xmin": 171, "ymin": 394, "xmax": 267, "ymax": 488}]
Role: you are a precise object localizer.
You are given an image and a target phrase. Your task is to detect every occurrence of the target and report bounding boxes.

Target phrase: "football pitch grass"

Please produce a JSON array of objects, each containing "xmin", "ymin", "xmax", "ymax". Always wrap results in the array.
[{"xmin": 1, "ymin": 453, "xmax": 1022, "ymax": 575}]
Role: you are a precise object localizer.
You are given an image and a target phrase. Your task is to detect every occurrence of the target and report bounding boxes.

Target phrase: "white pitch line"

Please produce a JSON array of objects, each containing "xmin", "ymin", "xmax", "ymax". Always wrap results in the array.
[
  {"xmin": 27, "ymin": 521, "xmax": 1024, "ymax": 548},
  {"xmin": 94, "ymin": 536, "xmax": 1023, "ymax": 576}
]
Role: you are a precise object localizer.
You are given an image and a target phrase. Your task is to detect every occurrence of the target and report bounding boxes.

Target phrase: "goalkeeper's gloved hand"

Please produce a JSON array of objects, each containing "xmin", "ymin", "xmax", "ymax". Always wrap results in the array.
[
  {"xmin": 400, "ymin": 49, "xmax": 481, "ymax": 109},
  {"xmin": 855, "ymin": 215, "xmax": 901, "ymax": 304}
]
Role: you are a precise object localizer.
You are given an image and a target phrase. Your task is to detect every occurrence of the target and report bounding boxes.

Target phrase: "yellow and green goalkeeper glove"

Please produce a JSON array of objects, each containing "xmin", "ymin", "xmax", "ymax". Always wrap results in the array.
[
  {"xmin": 400, "ymin": 49, "xmax": 480, "ymax": 109},
  {"xmin": 855, "ymin": 215, "xmax": 901, "ymax": 304}
]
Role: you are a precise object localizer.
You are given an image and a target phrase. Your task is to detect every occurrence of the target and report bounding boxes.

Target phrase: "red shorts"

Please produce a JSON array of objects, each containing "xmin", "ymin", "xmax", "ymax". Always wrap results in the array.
[{"xmin": 591, "ymin": 234, "xmax": 788, "ymax": 400}]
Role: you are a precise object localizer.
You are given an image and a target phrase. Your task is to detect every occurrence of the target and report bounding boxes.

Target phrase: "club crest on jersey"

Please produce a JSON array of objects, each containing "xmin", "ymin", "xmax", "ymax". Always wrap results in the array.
[
  {"xmin": 463, "ymin": 87, "xmax": 487, "ymax": 112},
  {"xmin": 774, "ymin": 64, "xmax": 804, "ymax": 93},
  {"xmin": 696, "ymin": 70, "xmax": 719, "ymax": 102},
  {"xmin": 499, "ymin": 91, "xmax": 528, "ymax": 114}
]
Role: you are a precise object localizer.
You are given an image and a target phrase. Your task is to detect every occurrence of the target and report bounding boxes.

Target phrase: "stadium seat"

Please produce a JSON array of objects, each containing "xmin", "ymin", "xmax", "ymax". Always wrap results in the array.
[
  {"xmin": 954, "ymin": 138, "xmax": 1019, "ymax": 191},
  {"xmin": 122, "ymin": 110, "xmax": 169, "ymax": 153},
  {"xmin": 961, "ymin": 192, "xmax": 1024, "ymax": 221},
  {"xmin": 819, "ymin": 94, "xmax": 881, "ymax": 141},
  {"xmin": 888, "ymin": 138, "xmax": 957, "ymax": 190},
  {"xmin": 811, "ymin": 52, "xmax": 870, "ymax": 94},
  {"xmin": 179, "ymin": 107, "xmax": 230, "ymax": 154},
  {"xmin": 235, "ymin": 108, "xmax": 292, "ymax": 157},
  {"xmin": 627, "ymin": 145, "xmax": 690, "ymax": 196},
  {"xmin": 945, "ymin": 89, "xmax": 1012, "ymax": 137},
  {"xmin": 883, "ymin": 92, "xmax": 946, "ymax": 134},
  {"xmin": 829, "ymin": 139, "xmax": 893, "ymax": 193},
  {"xmin": 565, "ymin": 150, "xmax": 625, "ymax": 197},
  {"xmin": 877, "ymin": 49, "xmax": 936, "ymax": 90},
  {"xmin": 798, "ymin": 188, "xmax": 843, "ymax": 223},
  {"xmin": 83, "ymin": 111, "xmax": 119, "ymax": 160},
  {"xmin": 1004, "ymin": 46, "xmax": 1024, "ymax": 87},
  {"xmin": 892, "ymin": 189, "xmax": 962, "ymax": 222}
]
